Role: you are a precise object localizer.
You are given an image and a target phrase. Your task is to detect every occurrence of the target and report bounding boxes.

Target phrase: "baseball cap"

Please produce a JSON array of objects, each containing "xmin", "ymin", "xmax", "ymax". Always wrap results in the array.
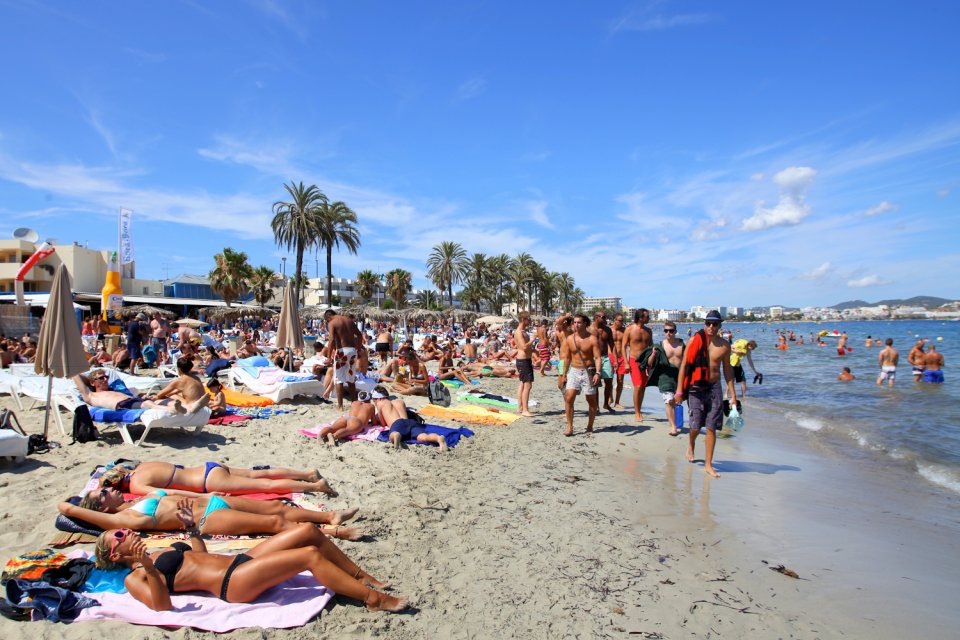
[{"xmin": 705, "ymin": 310, "xmax": 723, "ymax": 323}]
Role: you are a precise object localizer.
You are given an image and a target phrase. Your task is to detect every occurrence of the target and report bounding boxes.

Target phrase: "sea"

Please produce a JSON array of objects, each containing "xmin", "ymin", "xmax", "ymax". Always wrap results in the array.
[{"xmin": 669, "ymin": 319, "xmax": 960, "ymax": 496}]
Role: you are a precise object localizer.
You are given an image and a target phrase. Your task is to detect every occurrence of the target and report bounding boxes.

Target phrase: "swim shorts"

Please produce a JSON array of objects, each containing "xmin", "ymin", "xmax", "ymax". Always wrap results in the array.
[
  {"xmin": 612, "ymin": 353, "xmax": 627, "ymax": 376},
  {"xmin": 912, "ymin": 366, "xmax": 925, "ymax": 376},
  {"xmin": 837, "ymin": 348, "xmax": 845, "ymax": 356},
  {"xmin": 629, "ymin": 359, "xmax": 649, "ymax": 388},
  {"xmin": 115, "ymin": 396, "xmax": 140, "ymax": 410},
  {"xmin": 661, "ymin": 391, "xmax": 675, "ymax": 404},
  {"xmin": 375, "ymin": 342, "xmax": 390, "ymax": 353},
  {"xmin": 151, "ymin": 337, "xmax": 167, "ymax": 353},
  {"xmin": 687, "ymin": 382, "xmax": 723, "ymax": 432},
  {"xmin": 600, "ymin": 356, "xmax": 614, "ymax": 380},
  {"xmin": 564, "ymin": 367, "xmax": 597, "ymax": 395},
  {"xmin": 516, "ymin": 358, "xmax": 534, "ymax": 383},
  {"xmin": 732, "ymin": 364, "xmax": 745, "ymax": 384},
  {"xmin": 389, "ymin": 418, "xmax": 427, "ymax": 440},
  {"xmin": 878, "ymin": 366, "xmax": 896, "ymax": 382},
  {"xmin": 334, "ymin": 347, "xmax": 358, "ymax": 384},
  {"xmin": 923, "ymin": 370, "xmax": 944, "ymax": 384}
]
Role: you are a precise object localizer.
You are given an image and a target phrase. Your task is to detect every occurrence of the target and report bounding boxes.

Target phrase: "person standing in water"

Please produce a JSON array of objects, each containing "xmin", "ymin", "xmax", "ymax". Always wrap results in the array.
[{"xmin": 876, "ymin": 338, "xmax": 899, "ymax": 387}]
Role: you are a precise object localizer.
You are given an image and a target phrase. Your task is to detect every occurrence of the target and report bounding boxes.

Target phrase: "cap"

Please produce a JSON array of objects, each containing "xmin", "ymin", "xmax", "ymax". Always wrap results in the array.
[
  {"xmin": 705, "ymin": 310, "xmax": 723, "ymax": 322},
  {"xmin": 371, "ymin": 390, "xmax": 387, "ymax": 399}
]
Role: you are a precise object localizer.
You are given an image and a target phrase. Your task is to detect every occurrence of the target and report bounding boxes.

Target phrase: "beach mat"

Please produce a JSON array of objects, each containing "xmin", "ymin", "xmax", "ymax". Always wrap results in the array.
[
  {"xmin": 418, "ymin": 403, "xmax": 521, "ymax": 426},
  {"xmin": 300, "ymin": 423, "xmax": 386, "ymax": 441},
  {"xmin": 377, "ymin": 424, "xmax": 474, "ymax": 448}
]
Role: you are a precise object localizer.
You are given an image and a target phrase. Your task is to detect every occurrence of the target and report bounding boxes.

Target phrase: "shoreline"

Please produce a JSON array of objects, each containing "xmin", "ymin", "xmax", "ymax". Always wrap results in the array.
[{"xmin": 0, "ymin": 371, "xmax": 957, "ymax": 638}]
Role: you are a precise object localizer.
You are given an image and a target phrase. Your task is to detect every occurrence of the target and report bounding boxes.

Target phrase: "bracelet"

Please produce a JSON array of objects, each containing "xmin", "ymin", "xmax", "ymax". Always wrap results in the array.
[{"xmin": 186, "ymin": 526, "xmax": 200, "ymax": 536}]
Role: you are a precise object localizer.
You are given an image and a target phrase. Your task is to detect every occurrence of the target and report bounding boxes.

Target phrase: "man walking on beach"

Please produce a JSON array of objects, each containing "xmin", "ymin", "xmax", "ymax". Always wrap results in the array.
[
  {"xmin": 622, "ymin": 308, "xmax": 652, "ymax": 422},
  {"xmin": 150, "ymin": 312, "xmax": 169, "ymax": 365},
  {"xmin": 675, "ymin": 310, "xmax": 737, "ymax": 479},
  {"xmin": 909, "ymin": 340, "xmax": 926, "ymax": 382},
  {"xmin": 514, "ymin": 311, "xmax": 535, "ymax": 417},
  {"xmin": 325, "ymin": 309, "xmax": 361, "ymax": 409},
  {"xmin": 611, "ymin": 314, "xmax": 627, "ymax": 409},
  {"xmin": 922, "ymin": 344, "xmax": 944, "ymax": 384},
  {"xmin": 559, "ymin": 314, "xmax": 602, "ymax": 437},
  {"xmin": 591, "ymin": 312, "xmax": 616, "ymax": 413},
  {"xmin": 876, "ymin": 339, "xmax": 899, "ymax": 387}
]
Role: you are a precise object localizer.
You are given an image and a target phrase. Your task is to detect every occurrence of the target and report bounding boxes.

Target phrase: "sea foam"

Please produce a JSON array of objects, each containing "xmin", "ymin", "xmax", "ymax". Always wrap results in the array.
[{"xmin": 918, "ymin": 464, "xmax": 960, "ymax": 495}]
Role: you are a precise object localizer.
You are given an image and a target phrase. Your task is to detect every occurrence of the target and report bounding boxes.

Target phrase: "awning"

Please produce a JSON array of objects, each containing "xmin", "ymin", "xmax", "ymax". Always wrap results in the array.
[{"xmin": 72, "ymin": 293, "xmax": 238, "ymax": 308}]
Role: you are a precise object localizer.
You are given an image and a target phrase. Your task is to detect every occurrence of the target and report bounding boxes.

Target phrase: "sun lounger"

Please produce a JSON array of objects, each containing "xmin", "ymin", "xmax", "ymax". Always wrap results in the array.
[{"xmin": 228, "ymin": 366, "xmax": 323, "ymax": 403}]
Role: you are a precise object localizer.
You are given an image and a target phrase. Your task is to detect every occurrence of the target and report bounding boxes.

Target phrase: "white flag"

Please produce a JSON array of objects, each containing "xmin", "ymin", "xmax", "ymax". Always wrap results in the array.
[{"xmin": 119, "ymin": 208, "xmax": 134, "ymax": 264}]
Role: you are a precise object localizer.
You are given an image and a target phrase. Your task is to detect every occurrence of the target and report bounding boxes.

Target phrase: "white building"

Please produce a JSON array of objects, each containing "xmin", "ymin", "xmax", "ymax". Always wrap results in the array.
[
  {"xmin": 656, "ymin": 309, "xmax": 686, "ymax": 322},
  {"xmin": 769, "ymin": 306, "xmax": 784, "ymax": 318},
  {"xmin": 580, "ymin": 296, "xmax": 622, "ymax": 312},
  {"xmin": 689, "ymin": 305, "xmax": 725, "ymax": 319}
]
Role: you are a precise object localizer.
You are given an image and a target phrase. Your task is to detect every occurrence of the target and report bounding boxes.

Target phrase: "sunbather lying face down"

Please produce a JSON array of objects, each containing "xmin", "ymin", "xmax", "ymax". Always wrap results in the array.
[
  {"xmin": 61, "ymin": 489, "xmax": 361, "ymax": 540},
  {"xmin": 315, "ymin": 396, "xmax": 379, "ymax": 447},
  {"xmin": 97, "ymin": 521, "xmax": 408, "ymax": 612},
  {"xmin": 98, "ymin": 461, "xmax": 338, "ymax": 497}
]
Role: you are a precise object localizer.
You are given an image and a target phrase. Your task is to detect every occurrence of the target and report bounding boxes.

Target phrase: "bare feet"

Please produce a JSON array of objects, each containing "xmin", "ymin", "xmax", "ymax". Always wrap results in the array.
[
  {"xmin": 389, "ymin": 432, "xmax": 402, "ymax": 449},
  {"xmin": 634, "ymin": 413, "xmax": 644, "ymax": 423},
  {"xmin": 325, "ymin": 433, "xmax": 337, "ymax": 448},
  {"xmin": 186, "ymin": 394, "xmax": 210, "ymax": 414},
  {"xmin": 362, "ymin": 573, "xmax": 391, "ymax": 590},
  {"xmin": 520, "ymin": 411, "xmax": 535, "ymax": 417},
  {"xmin": 365, "ymin": 590, "xmax": 408, "ymax": 613},
  {"xmin": 330, "ymin": 507, "xmax": 359, "ymax": 525},
  {"xmin": 324, "ymin": 525, "xmax": 364, "ymax": 541},
  {"xmin": 172, "ymin": 399, "xmax": 187, "ymax": 415},
  {"xmin": 605, "ymin": 405, "xmax": 615, "ymax": 414},
  {"xmin": 705, "ymin": 466, "xmax": 721, "ymax": 478},
  {"xmin": 669, "ymin": 430, "xmax": 679, "ymax": 437},
  {"xmin": 313, "ymin": 478, "xmax": 338, "ymax": 497},
  {"xmin": 438, "ymin": 438, "xmax": 448, "ymax": 453},
  {"xmin": 686, "ymin": 446, "xmax": 695, "ymax": 462},
  {"xmin": 564, "ymin": 429, "xmax": 573, "ymax": 437},
  {"xmin": 614, "ymin": 403, "xmax": 625, "ymax": 410}
]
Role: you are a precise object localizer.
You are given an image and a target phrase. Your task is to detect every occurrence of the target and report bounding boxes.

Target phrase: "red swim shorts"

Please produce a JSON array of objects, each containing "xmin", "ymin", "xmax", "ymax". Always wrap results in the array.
[
  {"xmin": 611, "ymin": 354, "xmax": 628, "ymax": 376},
  {"xmin": 629, "ymin": 359, "xmax": 649, "ymax": 387}
]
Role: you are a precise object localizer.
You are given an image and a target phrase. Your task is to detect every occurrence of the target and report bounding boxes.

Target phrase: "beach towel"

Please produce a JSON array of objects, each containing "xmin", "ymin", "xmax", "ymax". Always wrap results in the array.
[
  {"xmin": 462, "ymin": 394, "xmax": 517, "ymax": 409},
  {"xmin": 417, "ymin": 403, "xmax": 521, "ymax": 426},
  {"xmin": 300, "ymin": 423, "xmax": 387, "ymax": 441},
  {"xmin": 229, "ymin": 406, "xmax": 291, "ymax": 419},
  {"xmin": 220, "ymin": 386, "xmax": 274, "ymax": 407},
  {"xmin": 207, "ymin": 414, "xmax": 251, "ymax": 426},
  {"xmin": 87, "ymin": 406, "xmax": 146, "ymax": 423},
  {"xmin": 377, "ymin": 424, "xmax": 474, "ymax": 448}
]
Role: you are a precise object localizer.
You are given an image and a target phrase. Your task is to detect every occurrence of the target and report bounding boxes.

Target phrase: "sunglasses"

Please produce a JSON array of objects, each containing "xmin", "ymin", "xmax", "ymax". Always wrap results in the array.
[
  {"xmin": 110, "ymin": 529, "xmax": 131, "ymax": 557},
  {"xmin": 94, "ymin": 375, "xmax": 108, "ymax": 381},
  {"xmin": 664, "ymin": 329, "xmax": 676, "ymax": 334},
  {"xmin": 705, "ymin": 321, "xmax": 721, "ymax": 327}
]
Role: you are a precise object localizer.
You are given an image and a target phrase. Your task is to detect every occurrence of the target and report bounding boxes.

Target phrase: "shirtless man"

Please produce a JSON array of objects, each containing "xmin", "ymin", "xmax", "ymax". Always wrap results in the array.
[
  {"xmin": 150, "ymin": 312, "xmax": 169, "ymax": 362},
  {"xmin": 838, "ymin": 367, "xmax": 856, "ymax": 381},
  {"xmin": 73, "ymin": 367, "xmax": 197, "ymax": 414},
  {"xmin": 175, "ymin": 323, "xmax": 200, "ymax": 350},
  {"xmin": 324, "ymin": 309, "xmax": 361, "ymax": 409},
  {"xmin": 876, "ymin": 338, "xmax": 899, "ymax": 387},
  {"xmin": 622, "ymin": 308, "xmax": 653, "ymax": 421},
  {"xmin": 591, "ymin": 313, "xmax": 616, "ymax": 413},
  {"xmin": 559, "ymin": 314, "xmax": 602, "ymax": 437},
  {"xmin": 837, "ymin": 331, "xmax": 849, "ymax": 357},
  {"xmin": 649, "ymin": 320, "xmax": 684, "ymax": 436},
  {"xmin": 611, "ymin": 314, "xmax": 627, "ymax": 409},
  {"xmin": 908, "ymin": 340, "xmax": 927, "ymax": 382},
  {"xmin": 922, "ymin": 344, "xmax": 944, "ymax": 384},
  {"xmin": 462, "ymin": 338, "xmax": 479, "ymax": 363},
  {"xmin": 151, "ymin": 358, "xmax": 211, "ymax": 413},
  {"xmin": 373, "ymin": 390, "xmax": 448, "ymax": 452},
  {"xmin": 0, "ymin": 343, "xmax": 13, "ymax": 368},
  {"xmin": 514, "ymin": 312, "xmax": 535, "ymax": 417},
  {"xmin": 316, "ymin": 389, "xmax": 379, "ymax": 447},
  {"xmin": 375, "ymin": 325, "xmax": 394, "ymax": 366},
  {"xmin": 675, "ymin": 311, "xmax": 736, "ymax": 479}
]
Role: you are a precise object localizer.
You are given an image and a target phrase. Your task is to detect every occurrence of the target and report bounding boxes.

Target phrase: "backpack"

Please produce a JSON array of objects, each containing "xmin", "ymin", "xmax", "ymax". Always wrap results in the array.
[
  {"xmin": 427, "ymin": 380, "xmax": 451, "ymax": 407},
  {"xmin": 71, "ymin": 405, "xmax": 99, "ymax": 444},
  {"xmin": 0, "ymin": 409, "xmax": 26, "ymax": 435}
]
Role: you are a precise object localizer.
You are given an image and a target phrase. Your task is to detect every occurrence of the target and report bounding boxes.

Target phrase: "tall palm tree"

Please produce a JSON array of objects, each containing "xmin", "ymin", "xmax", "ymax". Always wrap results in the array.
[
  {"xmin": 209, "ymin": 247, "xmax": 254, "ymax": 307},
  {"xmin": 508, "ymin": 252, "xmax": 535, "ymax": 311},
  {"xmin": 486, "ymin": 253, "xmax": 511, "ymax": 313},
  {"xmin": 465, "ymin": 252, "xmax": 488, "ymax": 288},
  {"xmin": 426, "ymin": 241, "xmax": 468, "ymax": 307},
  {"xmin": 272, "ymin": 181, "xmax": 326, "ymax": 305},
  {"xmin": 459, "ymin": 281, "xmax": 486, "ymax": 312},
  {"xmin": 317, "ymin": 200, "xmax": 361, "ymax": 307},
  {"xmin": 249, "ymin": 265, "xmax": 279, "ymax": 307},
  {"xmin": 556, "ymin": 272, "xmax": 575, "ymax": 312},
  {"xmin": 354, "ymin": 269, "xmax": 380, "ymax": 304},
  {"xmin": 385, "ymin": 268, "xmax": 412, "ymax": 309},
  {"xmin": 538, "ymin": 271, "xmax": 560, "ymax": 316},
  {"xmin": 570, "ymin": 287, "xmax": 586, "ymax": 314},
  {"xmin": 415, "ymin": 289, "xmax": 440, "ymax": 310}
]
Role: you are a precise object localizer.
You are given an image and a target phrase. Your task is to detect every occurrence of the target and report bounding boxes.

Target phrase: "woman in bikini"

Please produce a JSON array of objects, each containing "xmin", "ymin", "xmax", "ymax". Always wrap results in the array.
[
  {"xmin": 98, "ymin": 462, "xmax": 338, "ymax": 497},
  {"xmin": 60, "ymin": 488, "xmax": 362, "ymax": 540},
  {"xmin": 96, "ymin": 515, "xmax": 408, "ymax": 612}
]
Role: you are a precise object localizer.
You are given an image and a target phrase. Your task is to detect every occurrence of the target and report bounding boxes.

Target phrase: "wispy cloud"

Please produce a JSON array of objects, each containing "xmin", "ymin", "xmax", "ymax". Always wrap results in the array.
[
  {"xmin": 197, "ymin": 135, "xmax": 306, "ymax": 177},
  {"xmin": 455, "ymin": 76, "xmax": 487, "ymax": 102},
  {"xmin": 848, "ymin": 275, "xmax": 884, "ymax": 288},
  {"xmin": 526, "ymin": 200, "xmax": 554, "ymax": 229},
  {"xmin": 520, "ymin": 150, "xmax": 551, "ymax": 162},
  {"xmin": 245, "ymin": 0, "xmax": 316, "ymax": 41},
  {"xmin": 864, "ymin": 201, "xmax": 898, "ymax": 217},
  {"xmin": 610, "ymin": 2, "xmax": 714, "ymax": 33},
  {"xmin": 741, "ymin": 166, "xmax": 817, "ymax": 231},
  {"xmin": 85, "ymin": 109, "xmax": 119, "ymax": 157},
  {"xmin": 800, "ymin": 261, "xmax": 833, "ymax": 281}
]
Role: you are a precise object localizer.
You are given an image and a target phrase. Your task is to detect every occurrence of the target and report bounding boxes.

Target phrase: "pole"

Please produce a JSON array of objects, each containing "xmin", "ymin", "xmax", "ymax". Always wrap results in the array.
[{"xmin": 43, "ymin": 375, "xmax": 53, "ymax": 439}]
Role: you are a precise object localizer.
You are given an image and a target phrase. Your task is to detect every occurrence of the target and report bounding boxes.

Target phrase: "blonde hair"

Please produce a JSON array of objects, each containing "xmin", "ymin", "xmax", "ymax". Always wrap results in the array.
[
  {"xmin": 79, "ymin": 491, "xmax": 106, "ymax": 512},
  {"xmin": 93, "ymin": 531, "xmax": 122, "ymax": 570},
  {"xmin": 99, "ymin": 467, "xmax": 128, "ymax": 489}
]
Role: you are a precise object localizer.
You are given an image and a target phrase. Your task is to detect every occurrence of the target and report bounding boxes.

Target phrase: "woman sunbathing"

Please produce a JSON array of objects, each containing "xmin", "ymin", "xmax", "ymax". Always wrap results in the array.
[
  {"xmin": 99, "ymin": 462, "xmax": 338, "ymax": 497},
  {"xmin": 95, "ymin": 517, "xmax": 408, "ymax": 612},
  {"xmin": 61, "ymin": 489, "xmax": 362, "ymax": 540}
]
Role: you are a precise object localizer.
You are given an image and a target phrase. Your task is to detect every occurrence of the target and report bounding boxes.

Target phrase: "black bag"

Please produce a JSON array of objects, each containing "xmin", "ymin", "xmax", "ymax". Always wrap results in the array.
[
  {"xmin": 427, "ymin": 380, "xmax": 451, "ymax": 407},
  {"xmin": 0, "ymin": 409, "xmax": 26, "ymax": 435},
  {"xmin": 72, "ymin": 405, "xmax": 99, "ymax": 444},
  {"xmin": 405, "ymin": 408, "xmax": 426, "ymax": 425},
  {"xmin": 27, "ymin": 434, "xmax": 50, "ymax": 454}
]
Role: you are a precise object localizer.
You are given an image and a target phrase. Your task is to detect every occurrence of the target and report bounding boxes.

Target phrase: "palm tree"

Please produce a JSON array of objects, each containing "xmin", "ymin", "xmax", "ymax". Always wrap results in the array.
[
  {"xmin": 486, "ymin": 253, "xmax": 511, "ymax": 313},
  {"xmin": 415, "ymin": 289, "xmax": 440, "ymax": 310},
  {"xmin": 459, "ymin": 281, "xmax": 486, "ymax": 311},
  {"xmin": 426, "ymin": 241, "xmax": 468, "ymax": 307},
  {"xmin": 556, "ymin": 272, "xmax": 575, "ymax": 312},
  {"xmin": 385, "ymin": 268, "xmax": 412, "ymax": 309},
  {"xmin": 272, "ymin": 181, "xmax": 326, "ymax": 305},
  {"xmin": 465, "ymin": 253, "xmax": 488, "ymax": 287},
  {"xmin": 209, "ymin": 247, "xmax": 254, "ymax": 307},
  {"xmin": 317, "ymin": 200, "xmax": 360, "ymax": 307},
  {"xmin": 249, "ymin": 265, "xmax": 279, "ymax": 307},
  {"xmin": 355, "ymin": 269, "xmax": 380, "ymax": 304},
  {"xmin": 508, "ymin": 252, "xmax": 535, "ymax": 311},
  {"xmin": 570, "ymin": 287, "xmax": 586, "ymax": 314},
  {"xmin": 538, "ymin": 271, "xmax": 560, "ymax": 316}
]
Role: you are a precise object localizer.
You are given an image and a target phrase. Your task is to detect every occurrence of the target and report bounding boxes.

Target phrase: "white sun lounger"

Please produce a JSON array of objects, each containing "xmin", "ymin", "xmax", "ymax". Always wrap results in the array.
[{"xmin": 228, "ymin": 366, "xmax": 323, "ymax": 403}]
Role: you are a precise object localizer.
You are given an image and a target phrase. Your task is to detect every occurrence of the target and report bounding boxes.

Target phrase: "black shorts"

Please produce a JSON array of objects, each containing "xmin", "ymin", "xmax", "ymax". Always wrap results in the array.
[
  {"xmin": 389, "ymin": 418, "xmax": 427, "ymax": 441},
  {"xmin": 116, "ymin": 397, "xmax": 140, "ymax": 410},
  {"xmin": 375, "ymin": 342, "xmax": 390, "ymax": 353},
  {"xmin": 732, "ymin": 364, "xmax": 745, "ymax": 383},
  {"xmin": 516, "ymin": 358, "xmax": 534, "ymax": 383}
]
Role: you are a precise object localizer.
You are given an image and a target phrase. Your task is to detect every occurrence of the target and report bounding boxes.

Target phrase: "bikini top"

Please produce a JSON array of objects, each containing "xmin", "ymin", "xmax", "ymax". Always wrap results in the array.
[
  {"xmin": 128, "ymin": 490, "xmax": 167, "ymax": 519},
  {"xmin": 152, "ymin": 541, "xmax": 192, "ymax": 591}
]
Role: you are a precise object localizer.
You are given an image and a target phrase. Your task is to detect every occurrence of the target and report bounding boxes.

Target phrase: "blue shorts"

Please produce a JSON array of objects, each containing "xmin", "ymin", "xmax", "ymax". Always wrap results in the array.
[
  {"xmin": 923, "ymin": 370, "xmax": 944, "ymax": 384},
  {"xmin": 389, "ymin": 418, "xmax": 427, "ymax": 441},
  {"xmin": 687, "ymin": 382, "xmax": 723, "ymax": 431}
]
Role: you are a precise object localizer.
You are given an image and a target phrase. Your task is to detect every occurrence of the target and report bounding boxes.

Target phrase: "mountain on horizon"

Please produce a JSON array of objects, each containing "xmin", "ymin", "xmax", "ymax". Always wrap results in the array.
[{"xmin": 829, "ymin": 296, "xmax": 953, "ymax": 310}]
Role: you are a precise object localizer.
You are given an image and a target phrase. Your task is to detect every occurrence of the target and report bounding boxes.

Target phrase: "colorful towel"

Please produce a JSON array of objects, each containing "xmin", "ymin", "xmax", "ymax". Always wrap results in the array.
[
  {"xmin": 207, "ymin": 414, "xmax": 251, "ymax": 426},
  {"xmin": 462, "ymin": 394, "xmax": 517, "ymax": 409},
  {"xmin": 418, "ymin": 403, "xmax": 521, "ymax": 426},
  {"xmin": 229, "ymin": 406, "xmax": 291, "ymax": 419},
  {"xmin": 300, "ymin": 423, "xmax": 387, "ymax": 441},
  {"xmin": 221, "ymin": 386, "xmax": 274, "ymax": 407},
  {"xmin": 377, "ymin": 424, "xmax": 474, "ymax": 448}
]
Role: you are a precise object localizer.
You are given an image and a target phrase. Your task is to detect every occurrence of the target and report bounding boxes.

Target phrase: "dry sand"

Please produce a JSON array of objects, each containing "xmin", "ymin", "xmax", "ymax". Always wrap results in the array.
[{"xmin": 0, "ymin": 370, "xmax": 889, "ymax": 638}]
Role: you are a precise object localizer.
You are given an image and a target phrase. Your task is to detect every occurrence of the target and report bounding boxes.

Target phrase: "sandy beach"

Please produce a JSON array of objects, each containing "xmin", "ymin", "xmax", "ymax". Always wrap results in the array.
[{"xmin": 1, "ymin": 368, "xmax": 957, "ymax": 639}]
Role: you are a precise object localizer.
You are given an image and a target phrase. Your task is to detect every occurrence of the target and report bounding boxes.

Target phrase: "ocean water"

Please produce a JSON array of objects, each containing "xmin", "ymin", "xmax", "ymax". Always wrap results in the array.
[{"xmin": 664, "ymin": 320, "xmax": 960, "ymax": 496}]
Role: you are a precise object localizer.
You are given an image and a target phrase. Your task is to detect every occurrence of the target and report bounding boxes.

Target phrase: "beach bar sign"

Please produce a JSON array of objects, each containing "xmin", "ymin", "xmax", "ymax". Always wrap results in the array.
[{"xmin": 119, "ymin": 208, "xmax": 134, "ymax": 264}]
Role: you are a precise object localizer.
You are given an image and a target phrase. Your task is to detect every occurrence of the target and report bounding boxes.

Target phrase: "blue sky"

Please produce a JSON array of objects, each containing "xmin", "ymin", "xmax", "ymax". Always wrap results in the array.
[{"xmin": 1, "ymin": 0, "xmax": 958, "ymax": 308}]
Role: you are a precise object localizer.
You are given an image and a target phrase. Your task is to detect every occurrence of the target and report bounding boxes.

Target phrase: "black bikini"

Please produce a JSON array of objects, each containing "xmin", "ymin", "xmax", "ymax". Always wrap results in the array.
[{"xmin": 151, "ymin": 542, "xmax": 252, "ymax": 601}]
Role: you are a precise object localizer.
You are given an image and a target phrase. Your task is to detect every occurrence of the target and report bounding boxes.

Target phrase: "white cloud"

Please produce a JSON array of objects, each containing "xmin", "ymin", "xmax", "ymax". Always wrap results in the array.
[
  {"xmin": 847, "ymin": 275, "xmax": 883, "ymax": 288},
  {"xmin": 800, "ymin": 261, "xmax": 832, "ymax": 281},
  {"xmin": 610, "ymin": 8, "xmax": 713, "ymax": 33},
  {"xmin": 689, "ymin": 216, "xmax": 727, "ymax": 241},
  {"xmin": 864, "ymin": 201, "xmax": 898, "ymax": 217},
  {"xmin": 455, "ymin": 76, "xmax": 487, "ymax": 102},
  {"xmin": 750, "ymin": 172, "xmax": 765, "ymax": 181},
  {"xmin": 741, "ymin": 166, "xmax": 817, "ymax": 231},
  {"xmin": 526, "ymin": 201, "xmax": 553, "ymax": 229}
]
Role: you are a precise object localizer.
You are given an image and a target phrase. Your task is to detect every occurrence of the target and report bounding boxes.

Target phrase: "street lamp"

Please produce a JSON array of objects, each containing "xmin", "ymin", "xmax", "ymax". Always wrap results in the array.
[{"xmin": 281, "ymin": 257, "xmax": 287, "ymax": 281}]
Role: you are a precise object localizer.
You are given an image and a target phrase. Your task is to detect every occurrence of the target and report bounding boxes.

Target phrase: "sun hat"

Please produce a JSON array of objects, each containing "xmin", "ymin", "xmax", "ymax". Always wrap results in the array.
[{"xmin": 705, "ymin": 310, "xmax": 723, "ymax": 322}]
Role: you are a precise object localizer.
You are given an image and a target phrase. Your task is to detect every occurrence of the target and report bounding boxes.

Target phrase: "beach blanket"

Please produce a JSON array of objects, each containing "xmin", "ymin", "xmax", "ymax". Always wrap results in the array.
[
  {"xmin": 418, "ymin": 403, "xmax": 521, "ymax": 426},
  {"xmin": 229, "ymin": 405, "xmax": 291, "ymax": 419},
  {"xmin": 300, "ymin": 423, "xmax": 387, "ymax": 442},
  {"xmin": 70, "ymin": 551, "xmax": 333, "ymax": 632},
  {"xmin": 377, "ymin": 424, "xmax": 474, "ymax": 448},
  {"xmin": 220, "ymin": 386, "xmax": 274, "ymax": 407},
  {"xmin": 462, "ymin": 394, "xmax": 517, "ymax": 409},
  {"xmin": 207, "ymin": 414, "xmax": 251, "ymax": 426}
]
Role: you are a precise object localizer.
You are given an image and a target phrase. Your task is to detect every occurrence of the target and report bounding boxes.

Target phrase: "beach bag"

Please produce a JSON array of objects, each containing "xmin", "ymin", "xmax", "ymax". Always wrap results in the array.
[
  {"xmin": 406, "ymin": 408, "xmax": 426, "ymax": 426},
  {"xmin": 72, "ymin": 405, "xmax": 99, "ymax": 444},
  {"xmin": 28, "ymin": 434, "xmax": 50, "ymax": 454},
  {"xmin": 427, "ymin": 380, "xmax": 451, "ymax": 407},
  {"xmin": 0, "ymin": 409, "xmax": 26, "ymax": 436}
]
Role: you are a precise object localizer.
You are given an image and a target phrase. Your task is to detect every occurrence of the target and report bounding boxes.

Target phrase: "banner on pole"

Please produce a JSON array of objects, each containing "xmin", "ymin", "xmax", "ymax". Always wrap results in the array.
[{"xmin": 119, "ymin": 208, "xmax": 134, "ymax": 264}]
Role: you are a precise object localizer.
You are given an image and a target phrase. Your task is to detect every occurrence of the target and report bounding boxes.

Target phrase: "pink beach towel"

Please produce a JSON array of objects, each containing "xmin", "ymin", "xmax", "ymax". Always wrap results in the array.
[{"xmin": 300, "ymin": 423, "xmax": 387, "ymax": 441}]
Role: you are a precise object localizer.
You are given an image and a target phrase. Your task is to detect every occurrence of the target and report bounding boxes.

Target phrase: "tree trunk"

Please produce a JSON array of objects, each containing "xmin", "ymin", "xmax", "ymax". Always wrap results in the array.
[
  {"xmin": 294, "ymin": 245, "xmax": 305, "ymax": 307},
  {"xmin": 325, "ymin": 247, "xmax": 334, "ymax": 307}
]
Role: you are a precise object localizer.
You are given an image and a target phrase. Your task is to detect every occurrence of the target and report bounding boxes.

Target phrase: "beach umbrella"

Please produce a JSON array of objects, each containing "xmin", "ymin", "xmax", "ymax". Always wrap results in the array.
[
  {"xmin": 34, "ymin": 264, "xmax": 89, "ymax": 438},
  {"xmin": 121, "ymin": 304, "xmax": 176, "ymax": 318},
  {"xmin": 275, "ymin": 281, "xmax": 304, "ymax": 370},
  {"xmin": 175, "ymin": 318, "xmax": 208, "ymax": 329}
]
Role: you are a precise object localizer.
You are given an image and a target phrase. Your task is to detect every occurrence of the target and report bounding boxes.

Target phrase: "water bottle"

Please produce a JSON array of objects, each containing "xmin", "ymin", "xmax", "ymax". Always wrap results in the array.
[
  {"xmin": 726, "ymin": 405, "xmax": 744, "ymax": 432},
  {"xmin": 674, "ymin": 403, "xmax": 684, "ymax": 428}
]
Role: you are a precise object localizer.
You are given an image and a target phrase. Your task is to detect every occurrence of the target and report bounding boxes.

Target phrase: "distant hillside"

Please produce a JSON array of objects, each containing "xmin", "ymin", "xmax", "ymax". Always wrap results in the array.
[{"xmin": 830, "ymin": 296, "xmax": 953, "ymax": 310}]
